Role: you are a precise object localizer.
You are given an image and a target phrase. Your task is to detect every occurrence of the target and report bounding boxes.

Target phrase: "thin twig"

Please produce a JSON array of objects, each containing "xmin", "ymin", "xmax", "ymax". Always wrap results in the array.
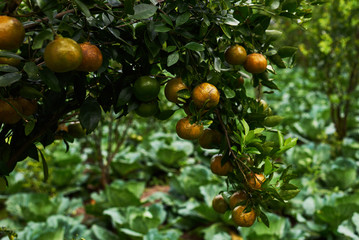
[{"xmin": 215, "ymin": 109, "xmax": 250, "ymax": 184}]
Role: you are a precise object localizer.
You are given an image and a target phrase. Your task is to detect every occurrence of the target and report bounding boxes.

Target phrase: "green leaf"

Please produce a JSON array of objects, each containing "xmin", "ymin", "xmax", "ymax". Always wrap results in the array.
[
  {"xmin": 280, "ymin": 183, "xmax": 298, "ymax": 190},
  {"xmin": 265, "ymin": 30, "xmax": 282, "ymax": 42},
  {"xmin": 259, "ymin": 211, "xmax": 270, "ymax": 227},
  {"xmin": 116, "ymin": 87, "xmax": 132, "ymax": 106},
  {"xmin": 184, "ymin": 42, "xmax": 205, "ymax": 51},
  {"xmin": 32, "ymin": 29, "xmax": 53, "ymax": 50},
  {"xmin": 0, "ymin": 72, "xmax": 22, "ymax": 87},
  {"xmin": 261, "ymin": 79, "xmax": 279, "ymax": 90},
  {"xmin": 224, "ymin": 17, "xmax": 240, "ymax": 26},
  {"xmin": 124, "ymin": 0, "xmax": 135, "ymax": 15},
  {"xmin": 91, "ymin": 225, "xmax": 120, "ymax": 240},
  {"xmin": 0, "ymin": 65, "xmax": 18, "ymax": 73},
  {"xmin": 167, "ymin": 52, "xmax": 179, "ymax": 67},
  {"xmin": 79, "ymin": 97, "xmax": 102, "ymax": 133},
  {"xmin": 223, "ymin": 86, "xmax": 235, "ymax": 98},
  {"xmin": 176, "ymin": 12, "xmax": 191, "ymax": 26},
  {"xmin": 264, "ymin": 158, "xmax": 272, "ymax": 175},
  {"xmin": 269, "ymin": 54, "xmax": 286, "ymax": 68},
  {"xmin": 38, "ymin": 150, "xmax": 48, "ymax": 182},
  {"xmin": 0, "ymin": 51, "xmax": 24, "ymax": 59},
  {"xmin": 241, "ymin": 119, "xmax": 250, "ymax": 136},
  {"xmin": 74, "ymin": 0, "xmax": 91, "ymax": 17},
  {"xmin": 25, "ymin": 120, "xmax": 36, "ymax": 136},
  {"xmin": 279, "ymin": 189, "xmax": 300, "ymax": 200},
  {"xmin": 24, "ymin": 62, "xmax": 39, "ymax": 79},
  {"xmin": 245, "ymin": 147, "xmax": 261, "ymax": 154},
  {"xmin": 234, "ymin": 6, "xmax": 249, "ymax": 22},
  {"xmin": 154, "ymin": 23, "xmax": 172, "ymax": 33},
  {"xmin": 160, "ymin": 13, "xmax": 173, "ymax": 27},
  {"xmin": 131, "ymin": 4, "xmax": 157, "ymax": 20},
  {"xmin": 155, "ymin": 110, "xmax": 176, "ymax": 120},
  {"xmin": 277, "ymin": 131, "xmax": 284, "ymax": 147},
  {"xmin": 278, "ymin": 46, "xmax": 297, "ymax": 58},
  {"xmin": 39, "ymin": 68, "xmax": 61, "ymax": 92},
  {"xmin": 220, "ymin": 24, "xmax": 231, "ymax": 38}
]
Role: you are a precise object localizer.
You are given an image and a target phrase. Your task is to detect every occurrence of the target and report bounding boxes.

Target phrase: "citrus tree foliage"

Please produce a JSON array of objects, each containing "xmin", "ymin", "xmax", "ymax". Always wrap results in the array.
[
  {"xmin": 284, "ymin": 0, "xmax": 359, "ymax": 144},
  {"xmin": 0, "ymin": 0, "xmax": 318, "ymax": 227}
]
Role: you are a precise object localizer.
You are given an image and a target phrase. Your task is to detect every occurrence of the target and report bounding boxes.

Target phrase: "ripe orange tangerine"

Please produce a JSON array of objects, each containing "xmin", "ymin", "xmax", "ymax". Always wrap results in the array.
[
  {"xmin": 232, "ymin": 205, "xmax": 256, "ymax": 227},
  {"xmin": 0, "ymin": 16, "xmax": 25, "ymax": 50},
  {"xmin": 44, "ymin": 36, "xmax": 83, "ymax": 73},
  {"xmin": 0, "ymin": 57, "xmax": 21, "ymax": 66},
  {"xmin": 192, "ymin": 82, "xmax": 220, "ymax": 109},
  {"xmin": 247, "ymin": 173, "xmax": 266, "ymax": 190},
  {"xmin": 210, "ymin": 154, "xmax": 233, "ymax": 176},
  {"xmin": 176, "ymin": 117, "xmax": 203, "ymax": 140},
  {"xmin": 0, "ymin": 98, "xmax": 22, "ymax": 124},
  {"xmin": 229, "ymin": 191, "xmax": 247, "ymax": 209},
  {"xmin": 17, "ymin": 97, "xmax": 38, "ymax": 116},
  {"xmin": 76, "ymin": 42, "xmax": 103, "ymax": 72},
  {"xmin": 212, "ymin": 194, "xmax": 229, "ymax": 214},
  {"xmin": 198, "ymin": 128, "xmax": 222, "ymax": 149},
  {"xmin": 243, "ymin": 53, "xmax": 267, "ymax": 74},
  {"xmin": 224, "ymin": 45, "xmax": 247, "ymax": 65},
  {"xmin": 164, "ymin": 77, "xmax": 188, "ymax": 104}
]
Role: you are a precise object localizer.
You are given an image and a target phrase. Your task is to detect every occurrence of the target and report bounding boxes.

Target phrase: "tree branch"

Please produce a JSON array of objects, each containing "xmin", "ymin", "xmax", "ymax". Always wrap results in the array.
[{"xmin": 215, "ymin": 109, "xmax": 250, "ymax": 184}]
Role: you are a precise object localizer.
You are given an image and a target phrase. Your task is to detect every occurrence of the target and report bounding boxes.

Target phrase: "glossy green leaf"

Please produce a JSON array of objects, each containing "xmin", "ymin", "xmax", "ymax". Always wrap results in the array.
[
  {"xmin": 32, "ymin": 29, "xmax": 53, "ymax": 50},
  {"xmin": 0, "ymin": 65, "xmax": 18, "ymax": 73},
  {"xmin": 24, "ymin": 62, "xmax": 39, "ymax": 79},
  {"xmin": 223, "ymin": 86, "xmax": 235, "ymax": 98},
  {"xmin": 264, "ymin": 158, "xmax": 272, "ymax": 175},
  {"xmin": 131, "ymin": 4, "xmax": 157, "ymax": 20},
  {"xmin": 0, "ymin": 72, "xmax": 22, "ymax": 87},
  {"xmin": 167, "ymin": 52, "xmax": 179, "ymax": 67},
  {"xmin": 176, "ymin": 12, "xmax": 190, "ymax": 26},
  {"xmin": 74, "ymin": 0, "xmax": 91, "ymax": 17},
  {"xmin": 184, "ymin": 42, "xmax": 205, "ymax": 51},
  {"xmin": 79, "ymin": 97, "xmax": 102, "ymax": 133},
  {"xmin": 39, "ymin": 68, "xmax": 61, "ymax": 92}
]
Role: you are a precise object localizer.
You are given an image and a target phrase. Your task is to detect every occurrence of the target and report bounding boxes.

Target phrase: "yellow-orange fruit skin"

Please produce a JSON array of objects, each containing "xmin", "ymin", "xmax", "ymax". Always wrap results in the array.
[
  {"xmin": 224, "ymin": 45, "xmax": 247, "ymax": 65},
  {"xmin": 247, "ymin": 173, "xmax": 266, "ymax": 190},
  {"xmin": 44, "ymin": 37, "xmax": 83, "ymax": 73},
  {"xmin": 76, "ymin": 42, "xmax": 103, "ymax": 72},
  {"xmin": 212, "ymin": 194, "xmax": 229, "ymax": 214},
  {"xmin": 243, "ymin": 53, "xmax": 267, "ymax": 74},
  {"xmin": 0, "ymin": 57, "xmax": 21, "ymax": 66},
  {"xmin": 229, "ymin": 191, "xmax": 247, "ymax": 209},
  {"xmin": 17, "ymin": 97, "xmax": 38, "ymax": 116},
  {"xmin": 210, "ymin": 154, "xmax": 233, "ymax": 176},
  {"xmin": 232, "ymin": 205, "xmax": 256, "ymax": 227},
  {"xmin": 0, "ymin": 99, "xmax": 22, "ymax": 124},
  {"xmin": 164, "ymin": 77, "xmax": 188, "ymax": 104},
  {"xmin": 0, "ymin": 16, "xmax": 25, "ymax": 50},
  {"xmin": 198, "ymin": 128, "xmax": 222, "ymax": 149},
  {"xmin": 192, "ymin": 82, "xmax": 220, "ymax": 109},
  {"xmin": 176, "ymin": 117, "xmax": 203, "ymax": 140}
]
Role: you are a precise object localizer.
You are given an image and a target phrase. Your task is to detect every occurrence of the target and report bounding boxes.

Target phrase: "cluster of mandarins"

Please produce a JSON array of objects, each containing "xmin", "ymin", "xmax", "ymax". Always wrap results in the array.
[
  {"xmin": 162, "ymin": 44, "xmax": 268, "ymax": 227},
  {"xmin": 211, "ymin": 154, "xmax": 266, "ymax": 227},
  {"xmin": 0, "ymin": 16, "xmax": 38, "ymax": 124},
  {"xmin": 0, "ymin": 15, "xmax": 103, "ymax": 127}
]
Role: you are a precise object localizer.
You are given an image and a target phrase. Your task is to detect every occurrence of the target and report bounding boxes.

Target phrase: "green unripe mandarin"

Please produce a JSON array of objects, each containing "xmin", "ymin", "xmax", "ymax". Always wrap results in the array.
[
  {"xmin": 133, "ymin": 76, "xmax": 161, "ymax": 102},
  {"xmin": 135, "ymin": 101, "xmax": 159, "ymax": 117}
]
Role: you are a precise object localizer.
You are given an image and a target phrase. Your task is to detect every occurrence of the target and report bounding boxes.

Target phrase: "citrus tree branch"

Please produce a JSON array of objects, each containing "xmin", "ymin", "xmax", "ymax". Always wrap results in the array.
[{"xmin": 215, "ymin": 109, "xmax": 249, "ymax": 184}]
